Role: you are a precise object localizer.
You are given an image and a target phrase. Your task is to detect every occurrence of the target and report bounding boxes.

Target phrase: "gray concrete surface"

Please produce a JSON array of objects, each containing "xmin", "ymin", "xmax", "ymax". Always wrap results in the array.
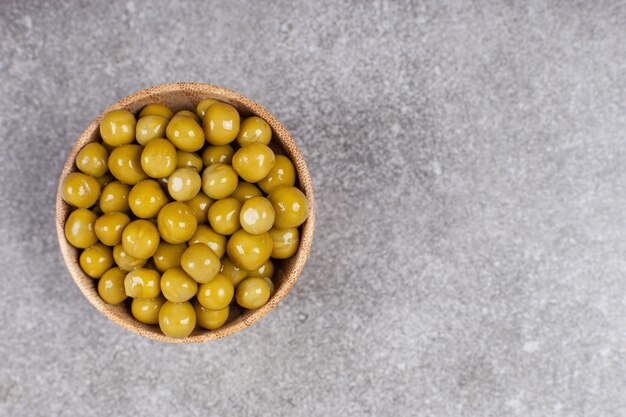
[{"xmin": 1, "ymin": 1, "xmax": 625, "ymax": 416}]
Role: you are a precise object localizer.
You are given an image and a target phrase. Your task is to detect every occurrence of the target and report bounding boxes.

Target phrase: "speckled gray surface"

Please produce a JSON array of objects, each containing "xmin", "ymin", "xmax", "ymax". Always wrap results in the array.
[{"xmin": 1, "ymin": 1, "xmax": 626, "ymax": 416}]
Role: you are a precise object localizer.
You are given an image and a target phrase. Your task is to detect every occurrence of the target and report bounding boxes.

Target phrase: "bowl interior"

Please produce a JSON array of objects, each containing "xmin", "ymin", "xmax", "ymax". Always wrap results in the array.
[{"xmin": 56, "ymin": 83, "xmax": 315, "ymax": 343}]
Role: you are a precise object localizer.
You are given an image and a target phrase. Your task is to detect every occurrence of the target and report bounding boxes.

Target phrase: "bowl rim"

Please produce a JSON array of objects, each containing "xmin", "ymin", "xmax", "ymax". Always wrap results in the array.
[{"xmin": 55, "ymin": 82, "xmax": 315, "ymax": 343}]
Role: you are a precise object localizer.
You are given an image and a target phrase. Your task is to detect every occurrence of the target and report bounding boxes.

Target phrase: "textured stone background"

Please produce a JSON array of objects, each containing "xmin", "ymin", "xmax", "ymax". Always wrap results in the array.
[{"xmin": 1, "ymin": 1, "xmax": 626, "ymax": 416}]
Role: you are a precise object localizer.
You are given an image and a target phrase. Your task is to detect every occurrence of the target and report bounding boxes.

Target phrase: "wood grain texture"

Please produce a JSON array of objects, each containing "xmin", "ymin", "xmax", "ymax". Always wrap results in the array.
[{"xmin": 55, "ymin": 83, "xmax": 315, "ymax": 343}]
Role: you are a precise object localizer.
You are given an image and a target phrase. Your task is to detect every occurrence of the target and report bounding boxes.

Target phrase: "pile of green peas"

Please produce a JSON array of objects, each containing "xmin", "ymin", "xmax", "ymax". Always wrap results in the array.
[{"xmin": 61, "ymin": 100, "xmax": 309, "ymax": 338}]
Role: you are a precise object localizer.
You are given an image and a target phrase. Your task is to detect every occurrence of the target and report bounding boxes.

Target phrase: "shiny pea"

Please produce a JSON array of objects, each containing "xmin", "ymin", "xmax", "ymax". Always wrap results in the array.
[
  {"xmin": 65, "ymin": 208, "xmax": 99, "ymax": 249},
  {"xmin": 139, "ymin": 104, "xmax": 173, "ymax": 120},
  {"xmin": 124, "ymin": 267, "xmax": 161, "ymax": 298},
  {"xmin": 201, "ymin": 145, "xmax": 234, "ymax": 166},
  {"xmin": 76, "ymin": 142, "xmax": 109, "ymax": 178},
  {"xmin": 226, "ymin": 229, "xmax": 273, "ymax": 271},
  {"xmin": 168, "ymin": 167, "xmax": 201, "ymax": 202},
  {"xmin": 94, "ymin": 212, "xmax": 130, "ymax": 246},
  {"xmin": 99, "ymin": 181, "xmax": 131, "ymax": 214},
  {"xmin": 196, "ymin": 98, "xmax": 219, "ymax": 119},
  {"xmin": 236, "ymin": 277, "xmax": 270, "ymax": 309},
  {"xmin": 207, "ymin": 198, "xmax": 242, "ymax": 235},
  {"xmin": 188, "ymin": 224, "xmax": 227, "ymax": 258},
  {"xmin": 108, "ymin": 144, "xmax": 148, "ymax": 185},
  {"xmin": 232, "ymin": 143, "xmax": 276, "ymax": 183},
  {"xmin": 161, "ymin": 267, "xmax": 198, "ymax": 302},
  {"xmin": 100, "ymin": 109, "xmax": 136, "ymax": 146},
  {"xmin": 268, "ymin": 186, "xmax": 309, "ymax": 229},
  {"xmin": 79, "ymin": 243, "xmax": 114, "ymax": 278},
  {"xmin": 186, "ymin": 192, "xmax": 213, "ymax": 223},
  {"xmin": 128, "ymin": 180, "xmax": 168, "ymax": 219},
  {"xmin": 136, "ymin": 115, "xmax": 168, "ymax": 146},
  {"xmin": 152, "ymin": 242, "xmax": 187, "ymax": 273},
  {"xmin": 98, "ymin": 267, "xmax": 128, "ymax": 305},
  {"xmin": 220, "ymin": 256, "xmax": 249, "ymax": 286},
  {"xmin": 131, "ymin": 295, "xmax": 165, "ymax": 324},
  {"xmin": 203, "ymin": 102, "xmax": 240, "ymax": 145},
  {"xmin": 252, "ymin": 260, "xmax": 274, "ymax": 279},
  {"xmin": 197, "ymin": 274, "xmax": 234, "ymax": 311},
  {"xmin": 237, "ymin": 116, "xmax": 272, "ymax": 146},
  {"xmin": 166, "ymin": 115, "xmax": 205, "ymax": 152},
  {"xmin": 176, "ymin": 151, "xmax": 203, "ymax": 171},
  {"xmin": 201, "ymin": 163, "xmax": 238, "ymax": 199},
  {"xmin": 181, "ymin": 243, "xmax": 221, "ymax": 284},
  {"xmin": 62, "ymin": 172, "xmax": 101, "ymax": 208},
  {"xmin": 194, "ymin": 300, "xmax": 229, "ymax": 330},
  {"xmin": 141, "ymin": 138, "xmax": 177, "ymax": 178},
  {"xmin": 121, "ymin": 219, "xmax": 160, "ymax": 259},
  {"xmin": 157, "ymin": 202, "xmax": 198, "ymax": 244},
  {"xmin": 159, "ymin": 301, "xmax": 196, "ymax": 338},
  {"xmin": 239, "ymin": 196, "xmax": 275, "ymax": 235},
  {"xmin": 113, "ymin": 243, "xmax": 148, "ymax": 271},
  {"xmin": 268, "ymin": 227, "xmax": 300, "ymax": 259},
  {"xmin": 257, "ymin": 154, "xmax": 296, "ymax": 194},
  {"xmin": 229, "ymin": 182, "xmax": 262, "ymax": 203}
]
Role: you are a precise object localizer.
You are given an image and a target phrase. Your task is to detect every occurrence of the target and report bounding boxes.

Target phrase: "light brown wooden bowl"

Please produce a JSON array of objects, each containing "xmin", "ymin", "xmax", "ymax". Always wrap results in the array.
[{"xmin": 56, "ymin": 82, "xmax": 315, "ymax": 343}]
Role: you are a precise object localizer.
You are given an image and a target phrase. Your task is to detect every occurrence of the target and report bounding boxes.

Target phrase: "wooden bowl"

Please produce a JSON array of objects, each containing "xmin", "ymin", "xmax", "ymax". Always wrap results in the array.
[{"xmin": 56, "ymin": 82, "xmax": 315, "ymax": 343}]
